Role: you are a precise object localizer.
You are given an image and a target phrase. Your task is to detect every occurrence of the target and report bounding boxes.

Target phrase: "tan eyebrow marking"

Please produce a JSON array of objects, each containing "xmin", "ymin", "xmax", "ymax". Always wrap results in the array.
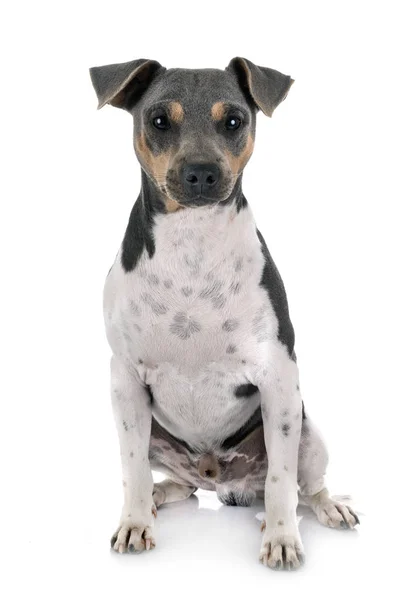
[
  {"xmin": 169, "ymin": 101, "xmax": 184, "ymax": 123},
  {"xmin": 211, "ymin": 101, "xmax": 226, "ymax": 121}
]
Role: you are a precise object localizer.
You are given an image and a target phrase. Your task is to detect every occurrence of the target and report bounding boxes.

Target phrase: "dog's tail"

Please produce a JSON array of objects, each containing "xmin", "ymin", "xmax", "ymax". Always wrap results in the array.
[{"xmin": 198, "ymin": 453, "xmax": 220, "ymax": 481}]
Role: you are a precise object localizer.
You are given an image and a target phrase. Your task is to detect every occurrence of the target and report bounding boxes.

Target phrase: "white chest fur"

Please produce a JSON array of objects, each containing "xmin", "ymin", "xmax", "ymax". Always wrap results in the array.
[{"xmin": 104, "ymin": 203, "xmax": 279, "ymax": 450}]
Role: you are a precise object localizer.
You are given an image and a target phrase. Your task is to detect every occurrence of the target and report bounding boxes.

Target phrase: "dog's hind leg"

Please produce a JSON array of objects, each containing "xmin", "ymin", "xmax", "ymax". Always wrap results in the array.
[
  {"xmin": 297, "ymin": 416, "xmax": 359, "ymax": 529},
  {"xmin": 153, "ymin": 479, "xmax": 197, "ymax": 508}
]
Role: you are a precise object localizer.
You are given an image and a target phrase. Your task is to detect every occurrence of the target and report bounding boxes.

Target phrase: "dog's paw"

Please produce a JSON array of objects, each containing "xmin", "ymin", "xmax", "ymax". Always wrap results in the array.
[
  {"xmin": 315, "ymin": 500, "xmax": 360, "ymax": 530},
  {"xmin": 259, "ymin": 528, "xmax": 305, "ymax": 570},
  {"xmin": 110, "ymin": 505, "xmax": 157, "ymax": 553}
]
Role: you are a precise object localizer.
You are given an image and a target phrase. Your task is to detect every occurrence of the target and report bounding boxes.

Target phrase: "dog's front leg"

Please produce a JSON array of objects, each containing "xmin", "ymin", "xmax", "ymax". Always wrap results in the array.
[
  {"xmin": 109, "ymin": 356, "xmax": 156, "ymax": 553},
  {"xmin": 257, "ymin": 344, "xmax": 304, "ymax": 570}
]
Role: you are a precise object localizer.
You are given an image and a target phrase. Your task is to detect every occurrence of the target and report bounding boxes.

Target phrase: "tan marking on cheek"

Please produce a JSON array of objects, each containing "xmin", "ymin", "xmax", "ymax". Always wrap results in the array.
[
  {"xmin": 135, "ymin": 132, "xmax": 170, "ymax": 183},
  {"xmin": 135, "ymin": 132, "xmax": 152, "ymax": 169},
  {"xmin": 225, "ymin": 134, "xmax": 254, "ymax": 175},
  {"xmin": 169, "ymin": 101, "xmax": 184, "ymax": 123},
  {"xmin": 211, "ymin": 101, "xmax": 226, "ymax": 121},
  {"xmin": 135, "ymin": 133, "xmax": 184, "ymax": 212}
]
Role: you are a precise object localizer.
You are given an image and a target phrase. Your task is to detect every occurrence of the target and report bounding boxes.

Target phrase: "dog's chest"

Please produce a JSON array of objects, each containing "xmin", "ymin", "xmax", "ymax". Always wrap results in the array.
[{"xmin": 104, "ymin": 205, "xmax": 278, "ymax": 447}]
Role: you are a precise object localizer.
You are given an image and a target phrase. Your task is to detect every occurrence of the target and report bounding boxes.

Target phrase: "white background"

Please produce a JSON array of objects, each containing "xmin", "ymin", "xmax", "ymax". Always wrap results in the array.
[{"xmin": 1, "ymin": 1, "xmax": 399, "ymax": 597}]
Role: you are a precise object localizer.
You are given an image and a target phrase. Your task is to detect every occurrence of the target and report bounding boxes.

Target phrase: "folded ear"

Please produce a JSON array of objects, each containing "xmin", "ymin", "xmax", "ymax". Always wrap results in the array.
[
  {"xmin": 227, "ymin": 57, "xmax": 294, "ymax": 117},
  {"xmin": 89, "ymin": 58, "xmax": 165, "ymax": 110}
]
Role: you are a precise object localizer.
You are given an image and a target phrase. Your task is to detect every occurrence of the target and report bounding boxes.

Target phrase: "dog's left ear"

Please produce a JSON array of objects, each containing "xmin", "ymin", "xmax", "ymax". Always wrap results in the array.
[
  {"xmin": 89, "ymin": 58, "xmax": 165, "ymax": 110},
  {"xmin": 226, "ymin": 57, "xmax": 294, "ymax": 117}
]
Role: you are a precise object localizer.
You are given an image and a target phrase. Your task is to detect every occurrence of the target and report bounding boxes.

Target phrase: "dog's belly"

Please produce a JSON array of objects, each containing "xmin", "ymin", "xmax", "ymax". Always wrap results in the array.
[{"xmin": 143, "ymin": 360, "xmax": 261, "ymax": 449}]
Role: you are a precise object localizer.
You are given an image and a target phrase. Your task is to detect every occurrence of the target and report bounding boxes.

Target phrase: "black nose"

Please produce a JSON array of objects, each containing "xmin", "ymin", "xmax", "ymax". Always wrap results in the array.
[{"xmin": 182, "ymin": 163, "xmax": 220, "ymax": 196}]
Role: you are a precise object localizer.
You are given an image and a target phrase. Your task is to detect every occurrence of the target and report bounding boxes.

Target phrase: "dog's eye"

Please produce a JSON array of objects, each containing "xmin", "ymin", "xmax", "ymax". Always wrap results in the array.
[
  {"xmin": 225, "ymin": 115, "xmax": 242, "ymax": 131},
  {"xmin": 153, "ymin": 115, "xmax": 171, "ymax": 130}
]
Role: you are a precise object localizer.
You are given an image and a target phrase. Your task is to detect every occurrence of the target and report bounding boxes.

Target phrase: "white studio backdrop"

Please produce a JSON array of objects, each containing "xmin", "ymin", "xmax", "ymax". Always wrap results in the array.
[{"xmin": 0, "ymin": 1, "xmax": 399, "ymax": 598}]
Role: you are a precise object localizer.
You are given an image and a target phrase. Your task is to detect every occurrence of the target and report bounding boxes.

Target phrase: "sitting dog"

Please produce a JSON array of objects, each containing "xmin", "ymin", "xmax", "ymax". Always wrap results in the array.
[{"xmin": 90, "ymin": 57, "xmax": 359, "ymax": 570}]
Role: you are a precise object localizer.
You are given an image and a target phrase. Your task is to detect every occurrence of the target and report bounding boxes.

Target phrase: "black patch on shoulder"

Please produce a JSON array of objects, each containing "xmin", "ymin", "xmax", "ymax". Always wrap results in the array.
[
  {"xmin": 121, "ymin": 171, "xmax": 165, "ymax": 272},
  {"xmin": 234, "ymin": 383, "xmax": 259, "ymax": 398},
  {"xmin": 221, "ymin": 406, "xmax": 263, "ymax": 449},
  {"xmin": 256, "ymin": 228, "xmax": 295, "ymax": 355}
]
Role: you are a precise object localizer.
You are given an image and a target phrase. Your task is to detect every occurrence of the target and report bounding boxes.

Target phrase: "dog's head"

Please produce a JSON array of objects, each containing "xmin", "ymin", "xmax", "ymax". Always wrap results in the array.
[{"xmin": 90, "ymin": 58, "xmax": 293, "ymax": 210}]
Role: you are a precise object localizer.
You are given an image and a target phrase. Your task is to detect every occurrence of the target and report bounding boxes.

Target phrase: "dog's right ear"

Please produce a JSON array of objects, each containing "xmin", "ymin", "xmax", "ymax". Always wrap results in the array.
[{"xmin": 89, "ymin": 59, "xmax": 165, "ymax": 110}]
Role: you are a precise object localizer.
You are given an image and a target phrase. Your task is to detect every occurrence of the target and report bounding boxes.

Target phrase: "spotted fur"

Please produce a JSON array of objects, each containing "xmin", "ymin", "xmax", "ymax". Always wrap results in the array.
[{"xmin": 90, "ymin": 56, "xmax": 359, "ymax": 567}]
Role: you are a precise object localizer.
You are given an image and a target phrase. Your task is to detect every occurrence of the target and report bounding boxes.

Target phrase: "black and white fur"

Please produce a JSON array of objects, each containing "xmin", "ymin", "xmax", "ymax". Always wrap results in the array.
[{"xmin": 90, "ymin": 57, "xmax": 359, "ymax": 570}]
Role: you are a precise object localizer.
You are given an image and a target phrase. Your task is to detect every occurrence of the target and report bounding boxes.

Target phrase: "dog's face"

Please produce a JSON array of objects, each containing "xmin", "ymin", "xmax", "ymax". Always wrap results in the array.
[
  {"xmin": 90, "ymin": 58, "xmax": 293, "ymax": 210},
  {"xmin": 132, "ymin": 68, "xmax": 256, "ymax": 208}
]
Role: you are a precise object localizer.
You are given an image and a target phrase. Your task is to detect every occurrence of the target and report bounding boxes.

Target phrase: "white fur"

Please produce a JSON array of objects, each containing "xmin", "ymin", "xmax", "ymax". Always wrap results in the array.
[
  {"xmin": 105, "ymin": 200, "xmax": 359, "ymax": 566},
  {"xmin": 105, "ymin": 202, "xmax": 275, "ymax": 449}
]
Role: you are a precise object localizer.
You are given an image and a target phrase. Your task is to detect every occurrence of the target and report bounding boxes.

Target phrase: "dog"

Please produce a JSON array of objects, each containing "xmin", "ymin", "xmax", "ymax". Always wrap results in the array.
[{"xmin": 89, "ymin": 57, "xmax": 359, "ymax": 570}]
